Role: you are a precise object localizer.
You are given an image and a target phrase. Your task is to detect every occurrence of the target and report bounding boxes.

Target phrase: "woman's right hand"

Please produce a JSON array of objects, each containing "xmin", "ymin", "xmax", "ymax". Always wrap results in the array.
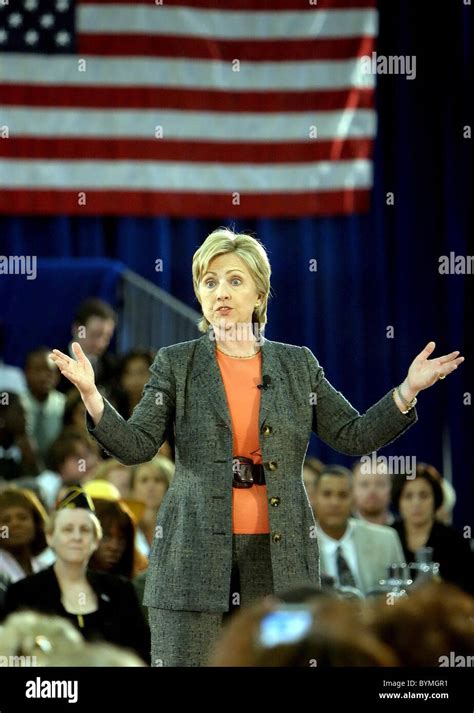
[{"xmin": 50, "ymin": 342, "xmax": 96, "ymax": 397}]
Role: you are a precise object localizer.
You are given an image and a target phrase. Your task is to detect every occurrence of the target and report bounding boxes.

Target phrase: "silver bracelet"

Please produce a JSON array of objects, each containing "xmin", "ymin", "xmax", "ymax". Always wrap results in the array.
[{"xmin": 395, "ymin": 384, "xmax": 417, "ymax": 413}]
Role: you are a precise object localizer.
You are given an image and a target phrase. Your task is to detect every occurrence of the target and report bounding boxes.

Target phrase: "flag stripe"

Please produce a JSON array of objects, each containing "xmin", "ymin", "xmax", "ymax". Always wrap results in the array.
[
  {"xmin": 0, "ymin": 137, "xmax": 373, "ymax": 163},
  {"xmin": 0, "ymin": 159, "xmax": 372, "ymax": 191},
  {"xmin": 78, "ymin": 34, "xmax": 375, "ymax": 61},
  {"xmin": 2, "ymin": 107, "xmax": 375, "ymax": 140},
  {"xmin": 0, "ymin": 56, "xmax": 375, "ymax": 90},
  {"xmin": 0, "ymin": 84, "xmax": 375, "ymax": 112},
  {"xmin": 0, "ymin": 188, "xmax": 371, "ymax": 217},
  {"xmin": 78, "ymin": 6, "xmax": 378, "ymax": 39},
  {"xmin": 80, "ymin": 0, "xmax": 376, "ymax": 9}
]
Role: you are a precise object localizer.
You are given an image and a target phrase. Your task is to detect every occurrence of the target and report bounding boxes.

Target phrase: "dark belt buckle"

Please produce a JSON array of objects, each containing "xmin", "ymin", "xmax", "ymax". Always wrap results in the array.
[{"xmin": 232, "ymin": 456, "xmax": 254, "ymax": 489}]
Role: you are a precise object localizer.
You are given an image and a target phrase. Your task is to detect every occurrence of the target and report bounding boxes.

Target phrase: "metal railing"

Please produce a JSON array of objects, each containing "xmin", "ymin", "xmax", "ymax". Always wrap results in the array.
[{"xmin": 116, "ymin": 269, "xmax": 201, "ymax": 353}]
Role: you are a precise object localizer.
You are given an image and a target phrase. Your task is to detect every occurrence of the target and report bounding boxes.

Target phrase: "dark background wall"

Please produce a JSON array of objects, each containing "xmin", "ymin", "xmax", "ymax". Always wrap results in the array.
[{"xmin": 0, "ymin": 1, "xmax": 472, "ymax": 528}]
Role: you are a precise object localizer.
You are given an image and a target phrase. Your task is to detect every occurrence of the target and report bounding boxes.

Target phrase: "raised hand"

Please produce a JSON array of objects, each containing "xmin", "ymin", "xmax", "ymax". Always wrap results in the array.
[
  {"xmin": 49, "ymin": 342, "xmax": 96, "ymax": 397},
  {"xmin": 405, "ymin": 341, "xmax": 464, "ymax": 393}
]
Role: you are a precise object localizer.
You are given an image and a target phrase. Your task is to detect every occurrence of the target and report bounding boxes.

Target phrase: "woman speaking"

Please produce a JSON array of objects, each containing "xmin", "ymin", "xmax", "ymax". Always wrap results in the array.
[{"xmin": 50, "ymin": 228, "xmax": 464, "ymax": 667}]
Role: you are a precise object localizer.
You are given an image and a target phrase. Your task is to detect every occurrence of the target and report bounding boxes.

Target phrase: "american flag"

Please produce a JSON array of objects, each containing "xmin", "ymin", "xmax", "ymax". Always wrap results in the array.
[{"xmin": 0, "ymin": 0, "xmax": 377, "ymax": 217}]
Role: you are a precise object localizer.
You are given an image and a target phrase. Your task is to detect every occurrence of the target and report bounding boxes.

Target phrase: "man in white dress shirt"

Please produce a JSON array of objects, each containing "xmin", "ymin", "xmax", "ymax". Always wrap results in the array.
[
  {"xmin": 311, "ymin": 465, "xmax": 404, "ymax": 596},
  {"xmin": 20, "ymin": 348, "xmax": 66, "ymax": 463}
]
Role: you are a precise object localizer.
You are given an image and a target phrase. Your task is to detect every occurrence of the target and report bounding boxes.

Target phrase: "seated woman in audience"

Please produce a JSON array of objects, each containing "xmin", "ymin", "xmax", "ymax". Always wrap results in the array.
[
  {"xmin": 108, "ymin": 351, "xmax": 176, "ymax": 462},
  {"xmin": 391, "ymin": 463, "xmax": 474, "ymax": 594},
  {"xmin": 129, "ymin": 456, "xmax": 174, "ymax": 557},
  {"xmin": 88, "ymin": 498, "xmax": 147, "ymax": 579},
  {"xmin": 0, "ymin": 488, "xmax": 52, "ymax": 585},
  {"xmin": 111, "ymin": 350, "xmax": 154, "ymax": 419},
  {"xmin": 2, "ymin": 487, "xmax": 150, "ymax": 663}
]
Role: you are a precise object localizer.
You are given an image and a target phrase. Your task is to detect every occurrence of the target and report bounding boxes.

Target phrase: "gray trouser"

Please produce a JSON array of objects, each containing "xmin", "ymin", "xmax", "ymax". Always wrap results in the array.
[{"xmin": 148, "ymin": 534, "xmax": 274, "ymax": 667}]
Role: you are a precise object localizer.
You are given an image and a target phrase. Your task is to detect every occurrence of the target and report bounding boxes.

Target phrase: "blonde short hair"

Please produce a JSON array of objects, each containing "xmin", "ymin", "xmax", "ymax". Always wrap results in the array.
[
  {"xmin": 192, "ymin": 228, "xmax": 272, "ymax": 333},
  {"xmin": 45, "ymin": 508, "xmax": 103, "ymax": 542}
]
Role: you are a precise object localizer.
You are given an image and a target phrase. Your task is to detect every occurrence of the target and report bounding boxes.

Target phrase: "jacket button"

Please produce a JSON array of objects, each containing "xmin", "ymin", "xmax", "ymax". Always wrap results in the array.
[
  {"xmin": 269, "ymin": 497, "xmax": 280, "ymax": 507},
  {"xmin": 262, "ymin": 425, "xmax": 272, "ymax": 436},
  {"xmin": 272, "ymin": 533, "xmax": 282, "ymax": 543},
  {"xmin": 266, "ymin": 461, "xmax": 278, "ymax": 471}
]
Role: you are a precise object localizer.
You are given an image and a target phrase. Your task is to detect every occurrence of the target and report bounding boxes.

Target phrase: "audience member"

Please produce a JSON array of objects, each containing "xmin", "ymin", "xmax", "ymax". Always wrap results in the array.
[
  {"xmin": 89, "ymin": 498, "xmax": 148, "ymax": 579},
  {"xmin": 37, "ymin": 429, "xmax": 101, "ymax": 509},
  {"xmin": 0, "ymin": 488, "xmax": 52, "ymax": 586},
  {"xmin": 364, "ymin": 581, "xmax": 474, "ymax": 666},
  {"xmin": 209, "ymin": 595, "xmax": 397, "ymax": 667},
  {"xmin": 302, "ymin": 457, "xmax": 324, "ymax": 512},
  {"xmin": 352, "ymin": 458, "xmax": 394, "ymax": 526},
  {"xmin": 57, "ymin": 298, "xmax": 118, "ymax": 398},
  {"xmin": 0, "ymin": 322, "xmax": 26, "ymax": 395},
  {"xmin": 392, "ymin": 464, "xmax": 474, "ymax": 594},
  {"xmin": 313, "ymin": 466, "xmax": 404, "ymax": 596},
  {"xmin": 0, "ymin": 393, "xmax": 42, "ymax": 480},
  {"xmin": 130, "ymin": 456, "xmax": 174, "ymax": 557},
  {"xmin": 0, "ymin": 610, "xmax": 146, "ymax": 666},
  {"xmin": 111, "ymin": 350, "xmax": 155, "ymax": 419},
  {"xmin": 93, "ymin": 459, "xmax": 133, "ymax": 498},
  {"xmin": 2, "ymin": 487, "xmax": 150, "ymax": 662},
  {"xmin": 20, "ymin": 348, "xmax": 66, "ymax": 463}
]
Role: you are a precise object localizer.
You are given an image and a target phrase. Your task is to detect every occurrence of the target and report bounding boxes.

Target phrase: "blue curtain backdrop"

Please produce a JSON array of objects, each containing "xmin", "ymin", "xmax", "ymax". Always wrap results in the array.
[{"xmin": 0, "ymin": 2, "xmax": 472, "ymax": 527}]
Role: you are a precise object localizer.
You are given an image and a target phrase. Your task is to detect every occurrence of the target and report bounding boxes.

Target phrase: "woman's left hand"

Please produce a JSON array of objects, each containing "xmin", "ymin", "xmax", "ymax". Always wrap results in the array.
[{"xmin": 405, "ymin": 341, "xmax": 464, "ymax": 394}]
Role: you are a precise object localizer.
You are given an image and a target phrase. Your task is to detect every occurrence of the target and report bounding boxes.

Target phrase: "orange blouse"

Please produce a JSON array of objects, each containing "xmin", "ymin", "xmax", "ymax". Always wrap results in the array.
[{"xmin": 216, "ymin": 348, "xmax": 270, "ymax": 535}]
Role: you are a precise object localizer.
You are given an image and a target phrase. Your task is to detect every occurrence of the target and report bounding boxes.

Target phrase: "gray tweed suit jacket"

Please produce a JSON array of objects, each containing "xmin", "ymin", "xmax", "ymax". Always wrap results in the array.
[{"xmin": 86, "ymin": 330, "xmax": 417, "ymax": 612}]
